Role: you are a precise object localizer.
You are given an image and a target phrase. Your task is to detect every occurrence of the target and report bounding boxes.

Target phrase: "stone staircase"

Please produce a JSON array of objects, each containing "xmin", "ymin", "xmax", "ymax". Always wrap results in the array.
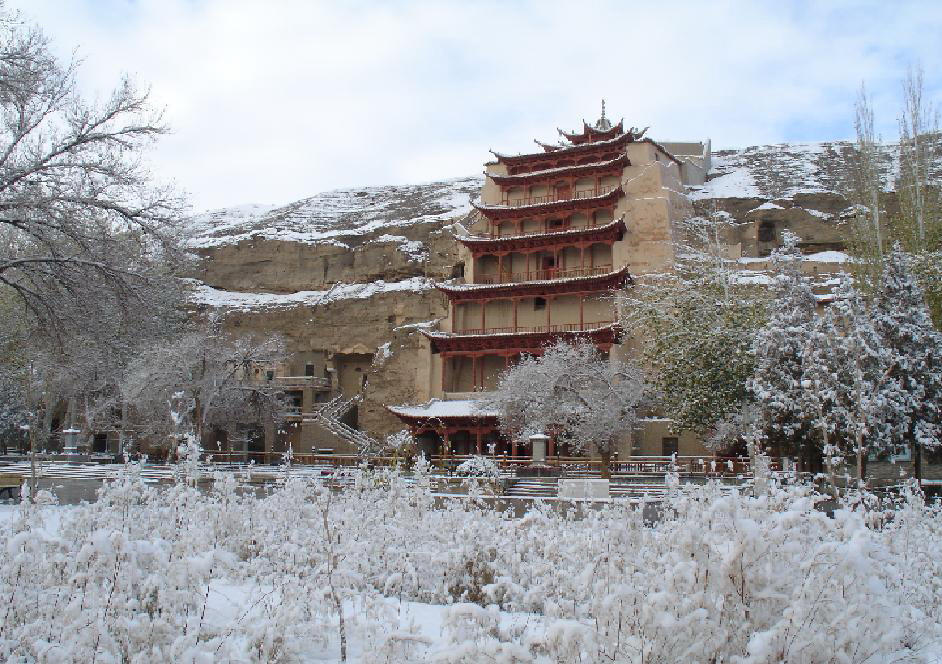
[
  {"xmin": 304, "ymin": 394, "xmax": 380, "ymax": 453},
  {"xmin": 503, "ymin": 477, "xmax": 559, "ymax": 498}
]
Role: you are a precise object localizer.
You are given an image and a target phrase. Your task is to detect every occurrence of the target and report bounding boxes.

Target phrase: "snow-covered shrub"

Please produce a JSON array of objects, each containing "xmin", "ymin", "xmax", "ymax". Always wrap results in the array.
[
  {"xmin": 455, "ymin": 455, "xmax": 500, "ymax": 478},
  {"xmin": 1, "ymin": 463, "xmax": 940, "ymax": 661}
]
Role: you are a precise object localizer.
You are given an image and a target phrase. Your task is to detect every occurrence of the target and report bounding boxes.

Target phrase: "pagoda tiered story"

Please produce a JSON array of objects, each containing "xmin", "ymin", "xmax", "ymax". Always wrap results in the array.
[{"xmin": 389, "ymin": 107, "xmax": 710, "ymax": 459}]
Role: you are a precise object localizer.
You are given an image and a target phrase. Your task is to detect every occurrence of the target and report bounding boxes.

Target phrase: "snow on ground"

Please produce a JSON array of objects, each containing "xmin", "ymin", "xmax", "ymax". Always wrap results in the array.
[
  {"xmin": 686, "ymin": 140, "xmax": 940, "ymax": 201},
  {"xmin": 186, "ymin": 176, "xmax": 482, "ymax": 249},
  {"xmin": 188, "ymin": 277, "xmax": 434, "ymax": 311},
  {"xmin": 1, "ymin": 471, "xmax": 940, "ymax": 662}
]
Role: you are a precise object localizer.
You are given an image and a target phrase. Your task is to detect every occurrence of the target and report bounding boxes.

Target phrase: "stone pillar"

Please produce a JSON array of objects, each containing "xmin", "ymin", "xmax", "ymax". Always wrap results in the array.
[{"xmin": 529, "ymin": 434, "xmax": 548, "ymax": 464}]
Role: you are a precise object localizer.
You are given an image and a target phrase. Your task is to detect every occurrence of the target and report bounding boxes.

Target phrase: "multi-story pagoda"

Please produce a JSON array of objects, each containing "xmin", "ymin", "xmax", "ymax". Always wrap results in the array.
[{"xmin": 390, "ymin": 105, "xmax": 710, "ymax": 459}]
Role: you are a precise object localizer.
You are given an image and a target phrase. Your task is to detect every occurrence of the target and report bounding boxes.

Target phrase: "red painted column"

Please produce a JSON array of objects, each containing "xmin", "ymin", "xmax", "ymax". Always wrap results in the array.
[
  {"xmin": 580, "ymin": 296, "xmax": 584, "ymax": 329},
  {"xmin": 475, "ymin": 430, "xmax": 483, "ymax": 454},
  {"xmin": 441, "ymin": 353, "xmax": 448, "ymax": 392},
  {"xmin": 512, "ymin": 297, "xmax": 518, "ymax": 332},
  {"xmin": 471, "ymin": 354, "xmax": 478, "ymax": 390},
  {"xmin": 480, "ymin": 299, "xmax": 486, "ymax": 332},
  {"xmin": 546, "ymin": 296, "xmax": 552, "ymax": 330}
]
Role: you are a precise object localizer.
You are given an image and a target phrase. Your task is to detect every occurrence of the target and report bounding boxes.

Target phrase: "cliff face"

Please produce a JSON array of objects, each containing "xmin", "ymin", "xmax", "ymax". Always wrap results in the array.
[
  {"xmin": 186, "ymin": 141, "xmax": 907, "ymax": 440},
  {"xmin": 187, "ymin": 176, "xmax": 478, "ymax": 440}
]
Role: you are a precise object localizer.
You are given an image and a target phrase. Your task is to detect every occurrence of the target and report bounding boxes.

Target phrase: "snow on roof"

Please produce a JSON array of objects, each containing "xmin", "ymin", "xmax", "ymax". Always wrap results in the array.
[
  {"xmin": 437, "ymin": 266, "xmax": 627, "ymax": 292},
  {"xmin": 488, "ymin": 156, "xmax": 626, "ymax": 180},
  {"xmin": 456, "ymin": 218, "xmax": 624, "ymax": 244},
  {"xmin": 188, "ymin": 277, "xmax": 433, "ymax": 311},
  {"xmin": 185, "ymin": 176, "xmax": 482, "ymax": 249},
  {"xmin": 388, "ymin": 399, "xmax": 497, "ymax": 419},
  {"xmin": 804, "ymin": 250, "xmax": 849, "ymax": 263},
  {"xmin": 749, "ymin": 201, "xmax": 784, "ymax": 212}
]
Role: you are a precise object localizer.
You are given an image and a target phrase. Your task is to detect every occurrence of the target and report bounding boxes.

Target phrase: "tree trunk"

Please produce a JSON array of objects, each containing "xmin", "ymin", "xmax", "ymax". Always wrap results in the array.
[
  {"xmin": 599, "ymin": 448, "xmax": 612, "ymax": 480},
  {"xmin": 914, "ymin": 441, "xmax": 923, "ymax": 487}
]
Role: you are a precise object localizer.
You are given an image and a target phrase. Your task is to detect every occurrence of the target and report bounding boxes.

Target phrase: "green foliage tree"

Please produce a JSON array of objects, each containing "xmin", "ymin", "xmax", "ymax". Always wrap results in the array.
[{"xmin": 622, "ymin": 213, "xmax": 766, "ymax": 439}]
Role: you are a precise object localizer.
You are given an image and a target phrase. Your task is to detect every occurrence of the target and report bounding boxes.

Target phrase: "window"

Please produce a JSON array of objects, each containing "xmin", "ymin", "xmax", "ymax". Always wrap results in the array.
[
  {"xmin": 304, "ymin": 364, "xmax": 316, "ymax": 377},
  {"xmin": 265, "ymin": 370, "xmax": 274, "ymax": 381},
  {"xmin": 758, "ymin": 221, "xmax": 776, "ymax": 243},
  {"xmin": 661, "ymin": 437, "xmax": 679, "ymax": 456},
  {"xmin": 533, "ymin": 297, "xmax": 546, "ymax": 310}
]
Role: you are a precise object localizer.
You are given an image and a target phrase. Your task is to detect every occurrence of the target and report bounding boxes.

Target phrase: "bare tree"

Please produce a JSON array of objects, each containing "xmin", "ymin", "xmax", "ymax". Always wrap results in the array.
[
  {"xmin": 482, "ymin": 339, "xmax": 647, "ymax": 478},
  {"xmin": 0, "ymin": 7, "xmax": 186, "ymax": 338}
]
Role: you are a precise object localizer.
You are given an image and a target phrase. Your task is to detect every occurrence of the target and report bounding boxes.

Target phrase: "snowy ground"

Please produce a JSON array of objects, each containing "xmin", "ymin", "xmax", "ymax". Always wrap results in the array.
[{"xmin": 1, "ymin": 466, "xmax": 941, "ymax": 662}]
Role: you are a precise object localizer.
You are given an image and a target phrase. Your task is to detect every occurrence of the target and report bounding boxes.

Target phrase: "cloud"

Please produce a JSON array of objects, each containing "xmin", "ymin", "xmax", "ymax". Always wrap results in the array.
[{"xmin": 9, "ymin": 0, "xmax": 942, "ymax": 210}]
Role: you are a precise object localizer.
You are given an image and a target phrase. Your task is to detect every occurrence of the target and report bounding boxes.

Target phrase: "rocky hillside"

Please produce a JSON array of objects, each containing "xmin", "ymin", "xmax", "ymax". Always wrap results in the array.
[{"xmin": 188, "ymin": 176, "xmax": 480, "ymax": 293}]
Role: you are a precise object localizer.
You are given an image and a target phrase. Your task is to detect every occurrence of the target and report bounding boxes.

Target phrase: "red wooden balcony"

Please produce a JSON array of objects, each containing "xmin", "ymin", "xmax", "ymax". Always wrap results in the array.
[
  {"xmin": 475, "ymin": 264, "xmax": 613, "ymax": 285},
  {"xmin": 498, "ymin": 184, "xmax": 617, "ymax": 208},
  {"xmin": 452, "ymin": 320, "xmax": 615, "ymax": 336}
]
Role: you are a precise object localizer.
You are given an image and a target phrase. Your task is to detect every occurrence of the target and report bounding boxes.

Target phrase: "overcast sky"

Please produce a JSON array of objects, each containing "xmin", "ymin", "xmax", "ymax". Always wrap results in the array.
[{"xmin": 10, "ymin": 0, "xmax": 942, "ymax": 211}]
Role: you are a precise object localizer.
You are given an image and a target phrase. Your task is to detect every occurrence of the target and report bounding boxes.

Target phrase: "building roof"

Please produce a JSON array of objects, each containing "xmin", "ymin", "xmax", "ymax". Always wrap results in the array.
[
  {"xmin": 487, "ymin": 155, "xmax": 630, "ymax": 186},
  {"xmin": 422, "ymin": 323, "xmax": 623, "ymax": 353},
  {"xmin": 490, "ymin": 131, "xmax": 635, "ymax": 164},
  {"xmin": 435, "ymin": 265, "xmax": 631, "ymax": 301},
  {"xmin": 458, "ymin": 216, "xmax": 624, "ymax": 244},
  {"xmin": 471, "ymin": 186, "xmax": 624, "ymax": 221},
  {"xmin": 386, "ymin": 399, "xmax": 498, "ymax": 422}
]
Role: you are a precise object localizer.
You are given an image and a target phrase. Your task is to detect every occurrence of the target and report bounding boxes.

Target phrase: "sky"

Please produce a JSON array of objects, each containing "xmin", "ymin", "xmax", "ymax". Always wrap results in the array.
[{"xmin": 10, "ymin": 0, "xmax": 942, "ymax": 211}]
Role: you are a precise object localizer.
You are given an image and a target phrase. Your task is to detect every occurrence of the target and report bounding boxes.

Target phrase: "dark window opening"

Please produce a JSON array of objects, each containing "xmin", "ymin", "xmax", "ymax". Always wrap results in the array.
[
  {"xmin": 662, "ymin": 437, "xmax": 679, "ymax": 456},
  {"xmin": 93, "ymin": 433, "xmax": 108, "ymax": 454},
  {"xmin": 534, "ymin": 297, "xmax": 546, "ymax": 310},
  {"xmin": 758, "ymin": 221, "xmax": 776, "ymax": 243},
  {"xmin": 305, "ymin": 364, "xmax": 316, "ymax": 377}
]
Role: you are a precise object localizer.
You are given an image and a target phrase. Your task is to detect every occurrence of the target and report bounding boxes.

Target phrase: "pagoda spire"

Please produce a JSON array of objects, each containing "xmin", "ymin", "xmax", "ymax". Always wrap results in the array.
[{"xmin": 594, "ymin": 99, "xmax": 611, "ymax": 131}]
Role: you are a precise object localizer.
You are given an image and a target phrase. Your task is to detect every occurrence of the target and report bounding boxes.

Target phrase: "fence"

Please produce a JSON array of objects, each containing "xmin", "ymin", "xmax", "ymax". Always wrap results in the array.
[{"xmin": 199, "ymin": 452, "xmax": 761, "ymax": 478}]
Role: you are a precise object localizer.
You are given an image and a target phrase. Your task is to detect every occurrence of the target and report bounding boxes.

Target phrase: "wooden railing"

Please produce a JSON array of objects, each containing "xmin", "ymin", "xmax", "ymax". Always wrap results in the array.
[
  {"xmin": 454, "ymin": 320, "xmax": 614, "ymax": 336},
  {"xmin": 475, "ymin": 264, "xmax": 613, "ymax": 285},
  {"xmin": 273, "ymin": 376, "xmax": 330, "ymax": 390},
  {"xmin": 200, "ymin": 452, "xmax": 763, "ymax": 478},
  {"xmin": 468, "ymin": 221, "xmax": 606, "ymax": 240},
  {"xmin": 499, "ymin": 185, "xmax": 617, "ymax": 208}
]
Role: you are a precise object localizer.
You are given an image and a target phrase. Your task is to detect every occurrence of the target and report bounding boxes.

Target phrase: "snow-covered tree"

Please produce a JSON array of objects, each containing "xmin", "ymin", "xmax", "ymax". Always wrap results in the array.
[
  {"xmin": 808, "ymin": 277, "xmax": 903, "ymax": 482},
  {"xmin": 482, "ymin": 339, "xmax": 646, "ymax": 478},
  {"xmin": 748, "ymin": 232, "xmax": 820, "ymax": 468},
  {"xmin": 622, "ymin": 212, "xmax": 766, "ymax": 436},
  {"xmin": 872, "ymin": 244, "xmax": 942, "ymax": 481},
  {"xmin": 121, "ymin": 328, "xmax": 289, "ymax": 455},
  {"xmin": 0, "ymin": 7, "xmax": 188, "ymax": 456}
]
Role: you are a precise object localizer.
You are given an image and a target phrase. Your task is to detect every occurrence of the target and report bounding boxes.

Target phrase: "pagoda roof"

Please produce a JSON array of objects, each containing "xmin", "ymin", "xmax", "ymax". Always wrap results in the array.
[
  {"xmin": 488, "ymin": 155, "xmax": 630, "ymax": 186},
  {"xmin": 471, "ymin": 186, "xmax": 624, "ymax": 221},
  {"xmin": 422, "ymin": 323, "xmax": 623, "ymax": 353},
  {"xmin": 456, "ymin": 217, "xmax": 625, "ymax": 253},
  {"xmin": 386, "ymin": 399, "xmax": 498, "ymax": 424},
  {"xmin": 436, "ymin": 265, "xmax": 632, "ymax": 302},
  {"xmin": 559, "ymin": 119, "xmax": 625, "ymax": 144},
  {"xmin": 490, "ymin": 131, "xmax": 636, "ymax": 164}
]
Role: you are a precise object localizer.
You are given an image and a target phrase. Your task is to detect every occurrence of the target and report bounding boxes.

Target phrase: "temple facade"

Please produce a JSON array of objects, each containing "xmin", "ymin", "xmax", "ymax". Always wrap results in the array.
[{"xmin": 390, "ymin": 107, "xmax": 711, "ymax": 459}]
